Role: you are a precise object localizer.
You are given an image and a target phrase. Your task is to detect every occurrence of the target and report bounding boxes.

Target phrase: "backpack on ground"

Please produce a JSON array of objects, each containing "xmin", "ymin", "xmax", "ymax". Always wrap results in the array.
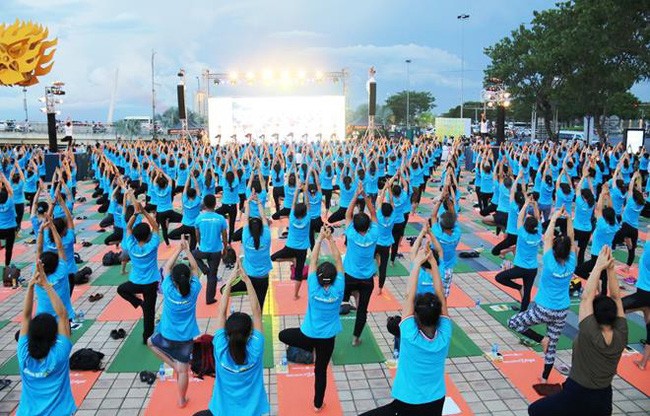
[
  {"xmin": 69, "ymin": 348, "xmax": 105, "ymax": 371},
  {"xmin": 286, "ymin": 346, "xmax": 314, "ymax": 364},
  {"xmin": 3, "ymin": 265, "xmax": 20, "ymax": 287},
  {"xmin": 102, "ymin": 251, "xmax": 121, "ymax": 266},
  {"xmin": 74, "ymin": 267, "xmax": 93, "ymax": 285},
  {"xmin": 191, "ymin": 334, "xmax": 215, "ymax": 378}
]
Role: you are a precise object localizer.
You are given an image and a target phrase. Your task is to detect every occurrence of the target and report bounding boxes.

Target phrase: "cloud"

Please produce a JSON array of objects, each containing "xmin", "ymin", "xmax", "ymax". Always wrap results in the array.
[{"xmin": 270, "ymin": 30, "xmax": 326, "ymax": 40}]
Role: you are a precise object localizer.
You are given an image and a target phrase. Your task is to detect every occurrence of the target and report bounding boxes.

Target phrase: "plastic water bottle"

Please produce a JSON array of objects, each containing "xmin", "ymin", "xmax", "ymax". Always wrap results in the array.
[
  {"xmin": 77, "ymin": 310, "xmax": 85, "ymax": 323},
  {"xmin": 393, "ymin": 349, "xmax": 400, "ymax": 362},
  {"xmin": 158, "ymin": 364, "xmax": 166, "ymax": 381},
  {"xmin": 230, "ymin": 305, "xmax": 235, "ymax": 316},
  {"xmin": 491, "ymin": 343, "xmax": 499, "ymax": 358},
  {"xmin": 475, "ymin": 298, "xmax": 481, "ymax": 308},
  {"xmin": 278, "ymin": 354, "xmax": 288, "ymax": 374},
  {"xmin": 477, "ymin": 243, "xmax": 484, "ymax": 253}
]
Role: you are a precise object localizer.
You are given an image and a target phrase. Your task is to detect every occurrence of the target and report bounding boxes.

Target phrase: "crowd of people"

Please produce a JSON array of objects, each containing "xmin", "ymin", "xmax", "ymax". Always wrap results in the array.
[{"xmin": 0, "ymin": 135, "xmax": 648, "ymax": 415}]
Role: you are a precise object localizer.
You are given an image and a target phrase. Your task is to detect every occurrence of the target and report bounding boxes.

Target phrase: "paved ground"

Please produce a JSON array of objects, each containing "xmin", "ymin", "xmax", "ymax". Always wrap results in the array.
[{"xmin": 0, "ymin": 175, "xmax": 648, "ymax": 416}]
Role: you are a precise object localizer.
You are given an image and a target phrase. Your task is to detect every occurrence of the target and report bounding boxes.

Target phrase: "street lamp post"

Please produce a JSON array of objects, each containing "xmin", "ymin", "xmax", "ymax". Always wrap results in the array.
[
  {"xmin": 481, "ymin": 78, "xmax": 510, "ymax": 145},
  {"xmin": 405, "ymin": 59, "xmax": 411, "ymax": 131},
  {"xmin": 22, "ymin": 87, "xmax": 28, "ymax": 126},
  {"xmin": 457, "ymin": 14, "xmax": 470, "ymax": 119}
]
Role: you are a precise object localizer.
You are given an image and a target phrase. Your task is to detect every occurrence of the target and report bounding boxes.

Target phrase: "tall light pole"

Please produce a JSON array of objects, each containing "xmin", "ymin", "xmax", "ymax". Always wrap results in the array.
[
  {"xmin": 151, "ymin": 50, "xmax": 156, "ymax": 139},
  {"xmin": 405, "ymin": 59, "xmax": 411, "ymax": 131},
  {"xmin": 457, "ymin": 13, "xmax": 470, "ymax": 119},
  {"xmin": 22, "ymin": 87, "xmax": 28, "ymax": 125}
]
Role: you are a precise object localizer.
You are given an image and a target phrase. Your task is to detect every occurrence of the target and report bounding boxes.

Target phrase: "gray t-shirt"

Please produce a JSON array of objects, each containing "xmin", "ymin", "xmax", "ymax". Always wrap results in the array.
[{"xmin": 569, "ymin": 315, "xmax": 627, "ymax": 390}]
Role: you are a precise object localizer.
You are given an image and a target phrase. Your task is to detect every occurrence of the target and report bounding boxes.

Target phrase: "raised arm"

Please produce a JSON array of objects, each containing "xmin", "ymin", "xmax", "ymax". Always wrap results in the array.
[
  {"xmin": 240, "ymin": 258, "xmax": 263, "ymax": 332},
  {"xmin": 579, "ymin": 246, "xmax": 613, "ymax": 322},
  {"xmin": 403, "ymin": 245, "xmax": 430, "ymax": 317}
]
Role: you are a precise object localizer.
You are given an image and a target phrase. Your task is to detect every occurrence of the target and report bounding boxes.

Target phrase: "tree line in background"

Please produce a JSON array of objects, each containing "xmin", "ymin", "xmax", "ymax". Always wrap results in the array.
[
  {"xmin": 484, "ymin": 0, "xmax": 650, "ymax": 140},
  {"xmin": 348, "ymin": 90, "xmax": 436, "ymax": 127},
  {"xmin": 113, "ymin": 107, "xmax": 206, "ymax": 137}
]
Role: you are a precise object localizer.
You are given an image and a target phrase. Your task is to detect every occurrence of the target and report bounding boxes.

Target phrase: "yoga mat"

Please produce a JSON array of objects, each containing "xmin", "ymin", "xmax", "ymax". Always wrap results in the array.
[
  {"xmin": 332, "ymin": 315, "xmax": 385, "ymax": 365},
  {"xmin": 158, "ymin": 243, "xmax": 175, "ymax": 260},
  {"xmin": 453, "ymin": 261, "xmax": 477, "ymax": 274},
  {"xmin": 277, "ymin": 364, "xmax": 343, "ymax": 416},
  {"xmin": 272, "ymin": 280, "xmax": 307, "ymax": 316},
  {"xmin": 368, "ymin": 284, "xmax": 402, "ymax": 313},
  {"xmin": 90, "ymin": 232, "xmax": 109, "ymax": 245},
  {"xmin": 617, "ymin": 265, "xmax": 638, "ymax": 279},
  {"xmin": 87, "ymin": 223, "xmax": 104, "ymax": 231},
  {"xmin": 262, "ymin": 315, "xmax": 274, "ymax": 369},
  {"xmin": 12, "ymin": 285, "xmax": 91, "ymax": 323},
  {"xmin": 481, "ymin": 303, "xmax": 573, "ymax": 351},
  {"xmin": 612, "ymin": 249, "xmax": 639, "ymax": 265},
  {"xmin": 404, "ymin": 223, "xmax": 423, "ymax": 237},
  {"xmin": 91, "ymin": 266, "xmax": 130, "ymax": 286},
  {"xmin": 386, "ymin": 261, "xmax": 409, "ymax": 277},
  {"xmin": 97, "ymin": 294, "xmax": 143, "ymax": 321},
  {"xmin": 0, "ymin": 287, "xmax": 21, "ymax": 302},
  {"xmin": 456, "ymin": 242, "xmax": 472, "ymax": 251},
  {"xmin": 0, "ymin": 319, "xmax": 95, "ymax": 375},
  {"xmin": 449, "ymin": 320, "xmax": 483, "ymax": 358},
  {"xmin": 106, "ymin": 320, "xmax": 161, "ymax": 373},
  {"xmin": 493, "ymin": 350, "xmax": 565, "ymax": 402},
  {"xmin": 143, "ymin": 376, "xmax": 214, "ymax": 416},
  {"xmin": 475, "ymin": 231, "xmax": 502, "ymax": 246},
  {"xmin": 0, "ymin": 244, "xmax": 27, "ymax": 257},
  {"xmin": 448, "ymin": 284, "xmax": 476, "ymax": 308},
  {"xmin": 195, "ymin": 284, "xmax": 221, "ymax": 319},
  {"xmin": 477, "ymin": 271, "xmax": 538, "ymax": 301},
  {"xmin": 0, "ymin": 320, "xmax": 8, "ymax": 331},
  {"xmin": 617, "ymin": 350, "xmax": 650, "ymax": 396}
]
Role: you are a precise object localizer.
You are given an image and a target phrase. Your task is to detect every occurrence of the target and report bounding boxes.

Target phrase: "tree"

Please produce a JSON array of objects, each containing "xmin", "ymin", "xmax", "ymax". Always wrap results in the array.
[
  {"xmin": 441, "ymin": 101, "xmax": 484, "ymax": 119},
  {"xmin": 348, "ymin": 103, "xmax": 393, "ymax": 126},
  {"xmin": 157, "ymin": 107, "xmax": 206, "ymax": 129},
  {"xmin": 384, "ymin": 91, "xmax": 435, "ymax": 126},
  {"xmin": 114, "ymin": 119, "xmax": 144, "ymax": 137}
]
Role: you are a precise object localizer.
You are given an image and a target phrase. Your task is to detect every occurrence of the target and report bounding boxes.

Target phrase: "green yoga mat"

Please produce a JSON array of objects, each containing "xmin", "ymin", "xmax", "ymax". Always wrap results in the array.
[
  {"xmin": 482, "ymin": 303, "xmax": 574, "ymax": 351},
  {"xmin": 91, "ymin": 232, "xmax": 110, "ymax": 245},
  {"xmin": 612, "ymin": 250, "xmax": 638, "ymax": 265},
  {"xmin": 91, "ymin": 266, "xmax": 130, "ymax": 286},
  {"xmin": 0, "ymin": 319, "xmax": 95, "ymax": 375},
  {"xmin": 332, "ymin": 315, "xmax": 385, "ymax": 365},
  {"xmin": 263, "ymin": 315, "xmax": 274, "ymax": 369},
  {"xmin": 453, "ymin": 261, "xmax": 476, "ymax": 274},
  {"xmin": 449, "ymin": 320, "xmax": 483, "ymax": 357},
  {"xmin": 0, "ymin": 320, "xmax": 8, "ymax": 331},
  {"xmin": 404, "ymin": 223, "xmax": 422, "ymax": 237},
  {"xmin": 570, "ymin": 304, "xmax": 646, "ymax": 345},
  {"xmin": 386, "ymin": 261, "xmax": 410, "ymax": 277},
  {"xmin": 107, "ymin": 320, "xmax": 161, "ymax": 373}
]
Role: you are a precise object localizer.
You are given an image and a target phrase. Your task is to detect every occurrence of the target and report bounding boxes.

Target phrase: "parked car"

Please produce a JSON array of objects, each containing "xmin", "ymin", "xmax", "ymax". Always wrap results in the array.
[{"xmin": 3, "ymin": 120, "xmax": 16, "ymax": 132}]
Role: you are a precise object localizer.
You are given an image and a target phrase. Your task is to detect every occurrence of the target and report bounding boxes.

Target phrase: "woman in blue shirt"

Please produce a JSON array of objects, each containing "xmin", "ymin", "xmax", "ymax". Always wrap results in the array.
[
  {"xmin": 17, "ymin": 261, "xmax": 76, "ymax": 416},
  {"xmin": 148, "ymin": 238, "xmax": 200, "ymax": 409},
  {"xmin": 306, "ymin": 169, "xmax": 324, "ymax": 250},
  {"xmin": 361, "ymin": 244, "xmax": 451, "ymax": 416},
  {"xmin": 375, "ymin": 182, "xmax": 395, "ymax": 294},
  {"xmin": 327, "ymin": 169, "xmax": 356, "ymax": 224},
  {"xmin": 218, "ymin": 160, "xmax": 241, "ymax": 242},
  {"xmin": 168, "ymin": 176, "xmax": 201, "ymax": 251},
  {"xmin": 491, "ymin": 171, "xmax": 526, "ymax": 265},
  {"xmin": 153, "ymin": 169, "xmax": 182, "ymax": 246},
  {"xmin": 495, "ymin": 197, "xmax": 541, "ymax": 311},
  {"xmin": 508, "ymin": 207, "xmax": 577, "ymax": 383},
  {"xmin": 573, "ymin": 176, "xmax": 597, "ymax": 265},
  {"xmin": 278, "ymin": 226, "xmax": 344, "ymax": 411},
  {"xmin": 0, "ymin": 173, "xmax": 17, "ymax": 267},
  {"xmin": 270, "ymin": 156, "xmax": 286, "ymax": 213},
  {"xmin": 196, "ymin": 259, "xmax": 269, "ymax": 416},
  {"xmin": 612, "ymin": 171, "xmax": 644, "ymax": 272},
  {"xmin": 9, "ymin": 163, "xmax": 25, "ymax": 233},
  {"xmin": 622, "ymin": 238, "xmax": 650, "ymax": 370}
]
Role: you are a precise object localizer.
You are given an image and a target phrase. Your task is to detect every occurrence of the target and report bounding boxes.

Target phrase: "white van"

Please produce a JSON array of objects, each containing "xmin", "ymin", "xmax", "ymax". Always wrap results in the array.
[{"xmin": 558, "ymin": 130, "xmax": 584, "ymax": 141}]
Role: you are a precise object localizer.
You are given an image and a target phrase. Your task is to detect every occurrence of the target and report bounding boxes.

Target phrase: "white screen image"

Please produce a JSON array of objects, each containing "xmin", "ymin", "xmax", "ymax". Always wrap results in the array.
[
  {"xmin": 208, "ymin": 96, "xmax": 345, "ymax": 144},
  {"xmin": 626, "ymin": 129, "xmax": 644, "ymax": 154}
]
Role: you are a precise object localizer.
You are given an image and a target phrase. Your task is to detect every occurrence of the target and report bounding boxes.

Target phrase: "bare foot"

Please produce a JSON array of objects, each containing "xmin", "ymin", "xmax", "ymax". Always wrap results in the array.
[
  {"xmin": 314, "ymin": 402, "xmax": 326, "ymax": 413},
  {"xmin": 178, "ymin": 397, "xmax": 189, "ymax": 408},
  {"xmin": 540, "ymin": 337, "xmax": 549, "ymax": 353},
  {"xmin": 634, "ymin": 359, "xmax": 646, "ymax": 370},
  {"xmin": 294, "ymin": 294, "xmax": 301, "ymax": 301},
  {"xmin": 352, "ymin": 337, "xmax": 362, "ymax": 347},
  {"xmin": 377, "ymin": 288, "xmax": 383, "ymax": 295}
]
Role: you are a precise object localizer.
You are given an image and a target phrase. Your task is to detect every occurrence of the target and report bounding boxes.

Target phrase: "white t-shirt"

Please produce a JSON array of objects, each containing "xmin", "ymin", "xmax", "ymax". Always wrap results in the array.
[
  {"xmin": 64, "ymin": 125, "xmax": 73, "ymax": 136},
  {"xmin": 480, "ymin": 120, "xmax": 488, "ymax": 134}
]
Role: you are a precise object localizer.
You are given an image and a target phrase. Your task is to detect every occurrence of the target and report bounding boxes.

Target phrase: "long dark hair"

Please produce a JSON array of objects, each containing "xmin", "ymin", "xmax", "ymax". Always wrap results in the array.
[
  {"xmin": 28, "ymin": 313, "xmax": 58, "ymax": 359},
  {"xmin": 249, "ymin": 217, "xmax": 263, "ymax": 250},
  {"xmin": 171, "ymin": 263, "xmax": 191, "ymax": 297},
  {"xmin": 226, "ymin": 312, "xmax": 252, "ymax": 365}
]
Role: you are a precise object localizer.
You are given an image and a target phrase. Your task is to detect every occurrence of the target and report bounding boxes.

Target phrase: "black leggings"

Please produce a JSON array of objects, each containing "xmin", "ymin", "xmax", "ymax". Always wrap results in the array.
[
  {"xmin": 272, "ymin": 186, "xmax": 284, "ymax": 212},
  {"xmin": 117, "ymin": 281, "xmax": 158, "ymax": 344},
  {"xmin": 390, "ymin": 222, "xmax": 407, "ymax": 263},
  {"xmin": 613, "ymin": 222, "xmax": 638, "ymax": 267},
  {"xmin": 327, "ymin": 207, "xmax": 347, "ymax": 224},
  {"xmin": 528, "ymin": 378, "xmax": 612, "ymax": 416},
  {"xmin": 193, "ymin": 250, "xmax": 222, "ymax": 303},
  {"xmin": 230, "ymin": 276, "xmax": 269, "ymax": 310},
  {"xmin": 622, "ymin": 287, "xmax": 650, "ymax": 343},
  {"xmin": 491, "ymin": 233, "xmax": 517, "ymax": 256},
  {"xmin": 278, "ymin": 328, "xmax": 335, "ymax": 409},
  {"xmin": 495, "ymin": 266, "xmax": 537, "ymax": 311},
  {"xmin": 271, "ymin": 246, "xmax": 307, "ymax": 281},
  {"xmin": 156, "ymin": 210, "xmax": 183, "ymax": 245},
  {"xmin": 0, "ymin": 227, "xmax": 17, "ymax": 266},
  {"xmin": 272, "ymin": 207, "xmax": 291, "ymax": 221},
  {"xmin": 574, "ymin": 254, "xmax": 608, "ymax": 294},
  {"xmin": 216, "ymin": 203, "xmax": 237, "ymax": 243},
  {"xmin": 168, "ymin": 224, "xmax": 197, "ymax": 251},
  {"xmin": 104, "ymin": 227, "xmax": 123, "ymax": 246},
  {"xmin": 322, "ymin": 189, "xmax": 332, "ymax": 210},
  {"xmin": 642, "ymin": 201, "xmax": 650, "ymax": 218},
  {"xmin": 479, "ymin": 192, "xmax": 493, "ymax": 212},
  {"xmin": 574, "ymin": 229, "xmax": 592, "ymax": 265},
  {"xmin": 359, "ymin": 397, "xmax": 445, "ymax": 416},
  {"xmin": 375, "ymin": 244, "xmax": 390, "ymax": 289},
  {"xmin": 309, "ymin": 217, "xmax": 324, "ymax": 250},
  {"xmin": 343, "ymin": 274, "xmax": 374, "ymax": 337},
  {"xmin": 15, "ymin": 203, "xmax": 24, "ymax": 229}
]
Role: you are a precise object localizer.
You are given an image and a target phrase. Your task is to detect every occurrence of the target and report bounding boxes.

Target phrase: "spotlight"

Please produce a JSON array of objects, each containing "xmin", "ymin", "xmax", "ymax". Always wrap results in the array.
[
  {"xmin": 228, "ymin": 71, "xmax": 239, "ymax": 83},
  {"xmin": 177, "ymin": 69, "xmax": 185, "ymax": 78},
  {"xmin": 297, "ymin": 69, "xmax": 307, "ymax": 80},
  {"xmin": 315, "ymin": 71, "xmax": 324, "ymax": 81},
  {"xmin": 487, "ymin": 102, "xmax": 494, "ymax": 108},
  {"xmin": 245, "ymin": 71, "xmax": 255, "ymax": 81},
  {"xmin": 503, "ymin": 101, "xmax": 511, "ymax": 107},
  {"xmin": 262, "ymin": 69, "xmax": 273, "ymax": 81}
]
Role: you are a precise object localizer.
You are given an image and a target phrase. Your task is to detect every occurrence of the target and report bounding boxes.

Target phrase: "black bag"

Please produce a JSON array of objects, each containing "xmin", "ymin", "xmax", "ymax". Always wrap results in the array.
[
  {"xmin": 74, "ymin": 252, "xmax": 83, "ymax": 264},
  {"xmin": 286, "ymin": 346, "xmax": 314, "ymax": 364},
  {"xmin": 3, "ymin": 265, "xmax": 20, "ymax": 287},
  {"xmin": 102, "ymin": 251, "xmax": 121, "ymax": 266},
  {"xmin": 69, "ymin": 348, "xmax": 105, "ymax": 371},
  {"xmin": 191, "ymin": 334, "xmax": 215, "ymax": 378},
  {"xmin": 386, "ymin": 315, "xmax": 402, "ymax": 337},
  {"xmin": 74, "ymin": 267, "xmax": 93, "ymax": 285}
]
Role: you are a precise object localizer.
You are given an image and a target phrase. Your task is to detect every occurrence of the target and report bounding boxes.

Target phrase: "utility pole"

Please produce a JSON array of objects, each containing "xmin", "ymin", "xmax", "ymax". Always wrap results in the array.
[
  {"xmin": 22, "ymin": 87, "xmax": 28, "ymax": 125},
  {"xmin": 151, "ymin": 50, "xmax": 156, "ymax": 140},
  {"xmin": 405, "ymin": 59, "xmax": 411, "ymax": 131},
  {"xmin": 457, "ymin": 14, "xmax": 470, "ymax": 119}
]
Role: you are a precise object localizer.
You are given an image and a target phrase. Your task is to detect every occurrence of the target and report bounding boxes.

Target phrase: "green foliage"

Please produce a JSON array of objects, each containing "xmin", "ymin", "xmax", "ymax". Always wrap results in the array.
[
  {"xmin": 347, "ymin": 103, "xmax": 393, "ymax": 126},
  {"xmin": 156, "ymin": 107, "xmax": 206, "ymax": 129},
  {"xmin": 113, "ymin": 119, "xmax": 143, "ymax": 137},
  {"xmin": 384, "ymin": 90, "xmax": 435, "ymax": 125}
]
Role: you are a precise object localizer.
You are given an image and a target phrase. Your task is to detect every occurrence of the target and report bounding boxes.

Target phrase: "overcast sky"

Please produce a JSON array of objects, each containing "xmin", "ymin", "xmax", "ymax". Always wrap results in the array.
[{"xmin": 2, "ymin": 0, "xmax": 648, "ymax": 122}]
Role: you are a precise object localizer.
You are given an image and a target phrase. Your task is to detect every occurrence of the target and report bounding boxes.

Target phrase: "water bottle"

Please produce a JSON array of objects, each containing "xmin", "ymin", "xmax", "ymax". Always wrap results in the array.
[
  {"xmin": 491, "ymin": 343, "xmax": 499, "ymax": 358},
  {"xmin": 230, "ymin": 305, "xmax": 235, "ymax": 316},
  {"xmin": 393, "ymin": 349, "xmax": 400, "ymax": 362},
  {"xmin": 477, "ymin": 243, "xmax": 484, "ymax": 253},
  {"xmin": 77, "ymin": 310, "xmax": 85, "ymax": 323},
  {"xmin": 475, "ymin": 298, "xmax": 481, "ymax": 308},
  {"xmin": 278, "ymin": 353, "xmax": 288, "ymax": 374},
  {"xmin": 158, "ymin": 363, "xmax": 166, "ymax": 381}
]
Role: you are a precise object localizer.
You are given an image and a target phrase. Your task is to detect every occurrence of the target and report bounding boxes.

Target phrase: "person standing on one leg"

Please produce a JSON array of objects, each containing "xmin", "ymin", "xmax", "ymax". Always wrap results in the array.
[
  {"xmin": 193, "ymin": 194, "xmax": 228, "ymax": 305},
  {"xmin": 117, "ymin": 198, "xmax": 160, "ymax": 344},
  {"xmin": 621, "ymin": 237, "xmax": 650, "ymax": 370},
  {"xmin": 375, "ymin": 181, "xmax": 396, "ymax": 295},
  {"xmin": 278, "ymin": 226, "xmax": 344, "ymax": 412}
]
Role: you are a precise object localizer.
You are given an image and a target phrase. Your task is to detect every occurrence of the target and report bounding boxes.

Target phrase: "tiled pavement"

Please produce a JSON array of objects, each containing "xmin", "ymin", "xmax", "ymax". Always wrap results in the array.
[{"xmin": 0, "ymin": 178, "xmax": 648, "ymax": 416}]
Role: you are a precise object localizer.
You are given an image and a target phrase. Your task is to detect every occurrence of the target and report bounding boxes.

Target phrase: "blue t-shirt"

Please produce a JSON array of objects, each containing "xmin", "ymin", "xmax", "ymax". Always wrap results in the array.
[
  {"xmin": 506, "ymin": 202, "xmax": 520, "ymax": 235},
  {"xmin": 181, "ymin": 194, "xmax": 201, "ymax": 227},
  {"xmin": 243, "ymin": 225, "xmax": 273, "ymax": 277},
  {"xmin": 535, "ymin": 251, "xmax": 577, "ymax": 310},
  {"xmin": 573, "ymin": 194, "xmax": 595, "ymax": 232},
  {"xmin": 154, "ymin": 185, "xmax": 172, "ymax": 212},
  {"xmin": 539, "ymin": 182, "xmax": 554, "ymax": 206},
  {"xmin": 286, "ymin": 211, "xmax": 310, "ymax": 250},
  {"xmin": 35, "ymin": 262, "xmax": 75, "ymax": 321},
  {"xmin": 416, "ymin": 267, "xmax": 443, "ymax": 295},
  {"xmin": 158, "ymin": 275, "xmax": 201, "ymax": 341},
  {"xmin": 210, "ymin": 328, "xmax": 269, "ymax": 416},
  {"xmin": 124, "ymin": 233, "xmax": 160, "ymax": 284},
  {"xmin": 609, "ymin": 185, "xmax": 625, "ymax": 213},
  {"xmin": 513, "ymin": 226, "xmax": 542, "ymax": 270},
  {"xmin": 301, "ymin": 271, "xmax": 345, "ymax": 338},
  {"xmin": 0, "ymin": 197, "xmax": 17, "ymax": 229},
  {"xmin": 590, "ymin": 217, "xmax": 620, "ymax": 256},
  {"xmin": 432, "ymin": 223, "xmax": 461, "ymax": 271},
  {"xmin": 17, "ymin": 335, "xmax": 76, "ymax": 416},
  {"xmin": 246, "ymin": 190, "xmax": 268, "ymax": 219},
  {"xmin": 283, "ymin": 184, "xmax": 296, "ymax": 209},
  {"xmin": 637, "ymin": 239, "xmax": 650, "ymax": 292},
  {"xmin": 376, "ymin": 210, "xmax": 395, "ymax": 246},
  {"xmin": 221, "ymin": 176, "xmax": 240, "ymax": 205},
  {"xmin": 343, "ymin": 223, "xmax": 379, "ymax": 279},
  {"xmin": 195, "ymin": 211, "xmax": 227, "ymax": 252},
  {"xmin": 622, "ymin": 196, "xmax": 643, "ymax": 229},
  {"xmin": 338, "ymin": 182, "xmax": 356, "ymax": 209},
  {"xmin": 392, "ymin": 316, "xmax": 451, "ymax": 404}
]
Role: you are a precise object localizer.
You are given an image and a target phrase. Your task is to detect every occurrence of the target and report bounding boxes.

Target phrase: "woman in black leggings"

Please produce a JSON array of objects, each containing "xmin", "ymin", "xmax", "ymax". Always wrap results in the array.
[
  {"xmin": 375, "ymin": 183, "xmax": 395, "ymax": 293},
  {"xmin": 0, "ymin": 174, "xmax": 17, "ymax": 267},
  {"xmin": 622, "ymin": 237, "xmax": 650, "ymax": 370},
  {"xmin": 278, "ymin": 227, "xmax": 344, "ymax": 412}
]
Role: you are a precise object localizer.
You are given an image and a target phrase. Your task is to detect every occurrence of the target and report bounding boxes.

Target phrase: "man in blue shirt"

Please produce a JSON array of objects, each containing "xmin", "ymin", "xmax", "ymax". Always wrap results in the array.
[
  {"xmin": 117, "ymin": 199, "xmax": 161, "ymax": 344},
  {"xmin": 193, "ymin": 194, "xmax": 228, "ymax": 305}
]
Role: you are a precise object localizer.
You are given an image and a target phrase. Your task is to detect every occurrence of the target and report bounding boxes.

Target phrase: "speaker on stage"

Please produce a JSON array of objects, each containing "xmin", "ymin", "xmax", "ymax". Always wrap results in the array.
[
  {"xmin": 368, "ymin": 81, "xmax": 377, "ymax": 116},
  {"xmin": 177, "ymin": 84, "xmax": 186, "ymax": 120},
  {"xmin": 47, "ymin": 112, "xmax": 57, "ymax": 152}
]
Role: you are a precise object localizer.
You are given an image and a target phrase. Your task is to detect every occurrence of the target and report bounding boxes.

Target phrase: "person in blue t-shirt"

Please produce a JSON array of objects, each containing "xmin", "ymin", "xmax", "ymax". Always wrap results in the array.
[
  {"xmin": 306, "ymin": 170, "xmax": 324, "ymax": 249},
  {"xmin": 572, "ymin": 175, "xmax": 597, "ymax": 265},
  {"xmin": 491, "ymin": 171, "xmax": 527, "ymax": 268},
  {"xmin": 271, "ymin": 180, "xmax": 310, "ymax": 299},
  {"xmin": 168, "ymin": 175, "xmax": 201, "ymax": 251},
  {"xmin": 195, "ymin": 258, "xmax": 269, "ymax": 416},
  {"xmin": 622, "ymin": 237, "xmax": 650, "ymax": 370},
  {"xmin": 152, "ymin": 169, "xmax": 182, "ymax": 246},
  {"xmin": 375, "ymin": 181, "xmax": 396, "ymax": 293},
  {"xmin": 193, "ymin": 194, "xmax": 228, "ymax": 305},
  {"xmin": 495, "ymin": 196, "xmax": 541, "ymax": 311},
  {"xmin": 117, "ymin": 198, "xmax": 160, "ymax": 344},
  {"xmin": 0, "ymin": 172, "xmax": 17, "ymax": 268},
  {"xmin": 360, "ymin": 244, "xmax": 451, "ymax": 416},
  {"xmin": 341, "ymin": 184, "xmax": 379, "ymax": 346},
  {"xmin": 17, "ymin": 261, "xmax": 76, "ymax": 416},
  {"xmin": 9, "ymin": 162, "xmax": 26, "ymax": 233},
  {"xmin": 148, "ymin": 237, "xmax": 200, "ymax": 409},
  {"xmin": 278, "ymin": 226, "xmax": 344, "ymax": 411},
  {"xmin": 509, "ymin": 207, "xmax": 576, "ymax": 383},
  {"xmin": 217, "ymin": 160, "xmax": 240, "ymax": 241},
  {"xmin": 612, "ymin": 171, "xmax": 644, "ymax": 272}
]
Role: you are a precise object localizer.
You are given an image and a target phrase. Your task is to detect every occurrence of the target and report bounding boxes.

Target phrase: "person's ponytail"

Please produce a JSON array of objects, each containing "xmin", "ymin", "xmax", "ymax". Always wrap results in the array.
[
  {"xmin": 225, "ymin": 312, "xmax": 253, "ymax": 365},
  {"xmin": 172, "ymin": 264, "xmax": 191, "ymax": 297}
]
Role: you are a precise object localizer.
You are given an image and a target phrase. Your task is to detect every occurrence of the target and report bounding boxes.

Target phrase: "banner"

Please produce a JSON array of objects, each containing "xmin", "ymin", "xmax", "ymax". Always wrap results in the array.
[{"xmin": 435, "ymin": 117, "xmax": 471, "ymax": 139}]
